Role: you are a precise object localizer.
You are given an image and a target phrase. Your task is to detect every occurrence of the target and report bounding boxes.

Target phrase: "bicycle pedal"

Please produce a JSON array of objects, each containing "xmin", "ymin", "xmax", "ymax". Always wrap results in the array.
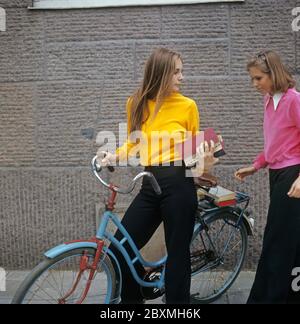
[{"xmin": 140, "ymin": 267, "xmax": 165, "ymax": 300}]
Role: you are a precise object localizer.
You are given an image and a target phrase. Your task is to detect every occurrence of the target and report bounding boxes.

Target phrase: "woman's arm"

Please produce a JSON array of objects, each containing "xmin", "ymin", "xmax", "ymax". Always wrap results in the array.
[
  {"xmin": 253, "ymin": 151, "xmax": 268, "ymax": 170},
  {"xmin": 290, "ymin": 95, "xmax": 300, "ymax": 130},
  {"xmin": 115, "ymin": 98, "xmax": 138, "ymax": 162},
  {"xmin": 287, "ymin": 96, "xmax": 300, "ymax": 198},
  {"xmin": 234, "ymin": 166, "xmax": 257, "ymax": 181},
  {"xmin": 288, "ymin": 174, "xmax": 300, "ymax": 198}
]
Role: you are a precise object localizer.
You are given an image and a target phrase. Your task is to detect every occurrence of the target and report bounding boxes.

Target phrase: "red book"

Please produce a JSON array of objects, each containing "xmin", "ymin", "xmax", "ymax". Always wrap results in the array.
[
  {"xmin": 204, "ymin": 128, "xmax": 225, "ymax": 158},
  {"xmin": 175, "ymin": 128, "xmax": 225, "ymax": 168},
  {"xmin": 214, "ymin": 199, "xmax": 237, "ymax": 207}
]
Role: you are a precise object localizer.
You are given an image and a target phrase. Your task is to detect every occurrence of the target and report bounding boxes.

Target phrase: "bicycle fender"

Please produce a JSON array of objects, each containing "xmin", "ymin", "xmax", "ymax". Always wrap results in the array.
[
  {"xmin": 44, "ymin": 243, "xmax": 124, "ymax": 269},
  {"xmin": 203, "ymin": 207, "xmax": 254, "ymax": 236},
  {"xmin": 44, "ymin": 242, "xmax": 98, "ymax": 259}
]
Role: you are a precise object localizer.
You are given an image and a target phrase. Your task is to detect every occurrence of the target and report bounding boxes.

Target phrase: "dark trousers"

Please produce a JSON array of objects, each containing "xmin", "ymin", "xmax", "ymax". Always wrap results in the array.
[
  {"xmin": 247, "ymin": 164, "xmax": 300, "ymax": 304},
  {"xmin": 109, "ymin": 165, "xmax": 198, "ymax": 304}
]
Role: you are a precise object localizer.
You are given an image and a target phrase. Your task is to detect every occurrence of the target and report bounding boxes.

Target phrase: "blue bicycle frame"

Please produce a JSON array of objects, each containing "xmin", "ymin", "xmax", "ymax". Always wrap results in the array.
[
  {"xmin": 98, "ymin": 210, "xmax": 167, "ymax": 290},
  {"xmin": 44, "ymin": 190, "xmax": 253, "ymax": 300},
  {"xmin": 44, "ymin": 209, "xmax": 168, "ymax": 294}
]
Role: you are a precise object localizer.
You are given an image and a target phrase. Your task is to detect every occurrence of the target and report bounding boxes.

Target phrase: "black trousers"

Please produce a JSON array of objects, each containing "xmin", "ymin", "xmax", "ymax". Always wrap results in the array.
[
  {"xmin": 109, "ymin": 165, "xmax": 198, "ymax": 304},
  {"xmin": 247, "ymin": 164, "xmax": 300, "ymax": 304}
]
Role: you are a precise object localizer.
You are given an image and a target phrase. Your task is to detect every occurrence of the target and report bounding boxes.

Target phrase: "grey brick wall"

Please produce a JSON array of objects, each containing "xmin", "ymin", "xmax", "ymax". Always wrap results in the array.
[{"xmin": 0, "ymin": 0, "xmax": 300, "ymax": 269}]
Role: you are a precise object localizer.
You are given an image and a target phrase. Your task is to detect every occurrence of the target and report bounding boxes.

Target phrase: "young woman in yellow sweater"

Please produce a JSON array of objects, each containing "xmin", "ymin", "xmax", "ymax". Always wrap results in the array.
[{"xmin": 98, "ymin": 48, "xmax": 215, "ymax": 304}]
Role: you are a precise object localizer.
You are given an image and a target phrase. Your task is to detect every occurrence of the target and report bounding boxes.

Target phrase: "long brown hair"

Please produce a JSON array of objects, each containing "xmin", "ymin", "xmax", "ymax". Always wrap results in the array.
[
  {"xmin": 247, "ymin": 50, "xmax": 295, "ymax": 93},
  {"xmin": 129, "ymin": 48, "xmax": 182, "ymax": 132}
]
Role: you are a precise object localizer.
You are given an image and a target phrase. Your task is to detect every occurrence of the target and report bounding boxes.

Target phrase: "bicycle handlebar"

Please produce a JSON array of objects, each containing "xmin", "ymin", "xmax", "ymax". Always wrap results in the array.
[{"xmin": 91, "ymin": 155, "xmax": 162, "ymax": 195}]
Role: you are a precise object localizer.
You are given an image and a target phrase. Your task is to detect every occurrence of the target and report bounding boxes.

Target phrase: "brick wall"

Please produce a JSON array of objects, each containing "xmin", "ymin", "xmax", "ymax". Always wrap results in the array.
[{"xmin": 0, "ymin": 0, "xmax": 300, "ymax": 269}]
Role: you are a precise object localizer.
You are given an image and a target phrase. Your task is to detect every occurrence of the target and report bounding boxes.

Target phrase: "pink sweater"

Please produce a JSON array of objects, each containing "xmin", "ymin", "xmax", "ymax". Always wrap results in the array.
[{"xmin": 253, "ymin": 88, "xmax": 300, "ymax": 170}]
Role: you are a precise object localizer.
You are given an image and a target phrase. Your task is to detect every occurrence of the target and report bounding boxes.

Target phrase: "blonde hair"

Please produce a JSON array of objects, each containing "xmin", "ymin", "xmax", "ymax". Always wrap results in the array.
[
  {"xmin": 247, "ymin": 50, "xmax": 295, "ymax": 93},
  {"xmin": 129, "ymin": 48, "xmax": 182, "ymax": 132}
]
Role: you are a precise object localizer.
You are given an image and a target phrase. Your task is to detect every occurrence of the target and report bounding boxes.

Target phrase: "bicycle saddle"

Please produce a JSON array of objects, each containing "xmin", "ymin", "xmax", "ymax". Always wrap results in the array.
[{"xmin": 194, "ymin": 173, "xmax": 218, "ymax": 188}]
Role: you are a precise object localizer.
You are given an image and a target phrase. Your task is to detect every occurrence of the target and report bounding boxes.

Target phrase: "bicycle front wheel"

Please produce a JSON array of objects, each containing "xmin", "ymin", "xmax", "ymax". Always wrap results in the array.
[
  {"xmin": 12, "ymin": 248, "xmax": 117, "ymax": 304},
  {"xmin": 190, "ymin": 212, "xmax": 248, "ymax": 303}
]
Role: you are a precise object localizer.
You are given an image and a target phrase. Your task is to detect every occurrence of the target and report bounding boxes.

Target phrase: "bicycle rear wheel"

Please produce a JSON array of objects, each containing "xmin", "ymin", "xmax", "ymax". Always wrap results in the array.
[
  {"xmin": 190, "ymin": 212, "xmax": 248, "ymax": 303},
  {"xmin": 12, "ymin": 248, "xmax": 117, "ymax": 304}
]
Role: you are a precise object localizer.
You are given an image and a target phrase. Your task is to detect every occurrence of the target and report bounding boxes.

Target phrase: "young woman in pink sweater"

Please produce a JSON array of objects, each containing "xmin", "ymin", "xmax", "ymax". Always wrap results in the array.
[{"xmin": 235, "ymin": 50, "xmax": 300, "ymax": 303}]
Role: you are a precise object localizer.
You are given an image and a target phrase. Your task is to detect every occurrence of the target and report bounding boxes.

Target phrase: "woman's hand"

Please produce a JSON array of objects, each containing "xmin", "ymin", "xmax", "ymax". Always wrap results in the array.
[
  {"xmin": 234, "ymin": 166, "xmax": 257, "ymax": 182},
  {"xmin": 287, "ymin": 176, "xmax": 300, "ymax": 198},
  {"xmin": 201, "ymin": 140, "xmax": 219, "ymax": 173},
  {"xmin": 193, "ymin": 141, "xmax": 219, "ymax": 177},
  {"xmin": 96, "ymin": 151, "xmax": 117, "ymax": 167}
]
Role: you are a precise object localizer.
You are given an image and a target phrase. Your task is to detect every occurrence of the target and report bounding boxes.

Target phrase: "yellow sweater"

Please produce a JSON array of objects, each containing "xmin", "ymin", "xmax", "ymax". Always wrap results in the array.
[{"xmin": 115, "ymin": 92, "xmax": 200, "ymax": 166}]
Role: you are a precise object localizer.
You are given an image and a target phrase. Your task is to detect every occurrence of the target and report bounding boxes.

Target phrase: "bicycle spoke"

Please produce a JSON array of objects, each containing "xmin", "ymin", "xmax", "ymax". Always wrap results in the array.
[
  {"xmin": 16, "ymin": 249, "xmax": 115, "ymax": 304},
  {"xmin": 27, "ymin": 280, "xmax": 60, "ymax": 303},
  {"xmin": 190, "ymin": 213, "xmax": 247, "ymax": 303}
]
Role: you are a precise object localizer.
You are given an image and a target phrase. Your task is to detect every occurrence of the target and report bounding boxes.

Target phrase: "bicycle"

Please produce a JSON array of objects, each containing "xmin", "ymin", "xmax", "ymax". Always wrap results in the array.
[{"xmin": 12, "ymin": 156, "xmax": 254, "ymax": 304}]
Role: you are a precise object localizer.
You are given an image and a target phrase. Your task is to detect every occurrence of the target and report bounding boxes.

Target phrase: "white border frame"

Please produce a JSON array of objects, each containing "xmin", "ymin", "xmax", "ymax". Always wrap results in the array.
[
  {"xmin": 0, "ymin": 267, "xmax": 6, "ymax": 292},
  {"xmin": 30, "ymin": 0, "xmax": 244, "ymax": 10}
]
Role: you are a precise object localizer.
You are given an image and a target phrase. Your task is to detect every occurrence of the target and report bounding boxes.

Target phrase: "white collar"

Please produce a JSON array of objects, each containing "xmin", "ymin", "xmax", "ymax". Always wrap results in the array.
[{"xmin": 271, "ymin": 92, "xmax": 283, "ymax": 111}]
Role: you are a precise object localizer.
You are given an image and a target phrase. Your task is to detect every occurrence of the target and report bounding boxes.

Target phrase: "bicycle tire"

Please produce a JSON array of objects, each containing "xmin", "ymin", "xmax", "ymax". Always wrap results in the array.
[
  {"xmin": 190, "ymin": 211, "xmax": 248, "ymax": 304},
  {"xmin": 12, "ymin": 248, "xmax": 117, "ymax": 304}
]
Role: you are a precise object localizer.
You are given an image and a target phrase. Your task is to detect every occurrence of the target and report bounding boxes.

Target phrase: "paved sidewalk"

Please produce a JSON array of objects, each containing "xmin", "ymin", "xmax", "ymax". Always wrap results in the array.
[{"xmin": 0, "ymin": 271, "xmax": 255, "ymax": 304}]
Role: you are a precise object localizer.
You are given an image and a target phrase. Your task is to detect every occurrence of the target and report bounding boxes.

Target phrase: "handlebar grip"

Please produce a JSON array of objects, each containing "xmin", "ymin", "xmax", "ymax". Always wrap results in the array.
[
  {"xmin": 93, "ymin": 157, "xmax": 114, "ymax": 173},
  {"xmin": 101, "ymin": 152, "xmax": 115, "ymax": 172},
  {"xmin": 149, "ymin": 175, "xmax": 162, "ymax": 195}
]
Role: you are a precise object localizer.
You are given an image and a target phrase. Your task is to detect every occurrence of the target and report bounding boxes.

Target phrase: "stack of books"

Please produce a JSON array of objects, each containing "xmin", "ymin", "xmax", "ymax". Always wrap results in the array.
[{"xmin": 197, "ymin": 185, "xmax": 236, "ymax": 207}]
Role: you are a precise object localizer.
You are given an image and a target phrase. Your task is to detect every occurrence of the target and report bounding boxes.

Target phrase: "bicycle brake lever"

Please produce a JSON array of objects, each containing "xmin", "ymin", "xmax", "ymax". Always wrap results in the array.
[{"xmin": 107, "ymin": 165, "xmax": 115, "ymax": 172}]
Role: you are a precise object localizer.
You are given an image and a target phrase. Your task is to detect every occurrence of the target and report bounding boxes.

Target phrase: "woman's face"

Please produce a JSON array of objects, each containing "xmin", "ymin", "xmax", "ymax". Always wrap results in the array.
[
  {"xmin": 249, "ymin": 66, "xmax": 273, "ymax": 94},
  {"xmin": 170, "ymin": 57, "xmax": 184, "ymax": 93}
]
